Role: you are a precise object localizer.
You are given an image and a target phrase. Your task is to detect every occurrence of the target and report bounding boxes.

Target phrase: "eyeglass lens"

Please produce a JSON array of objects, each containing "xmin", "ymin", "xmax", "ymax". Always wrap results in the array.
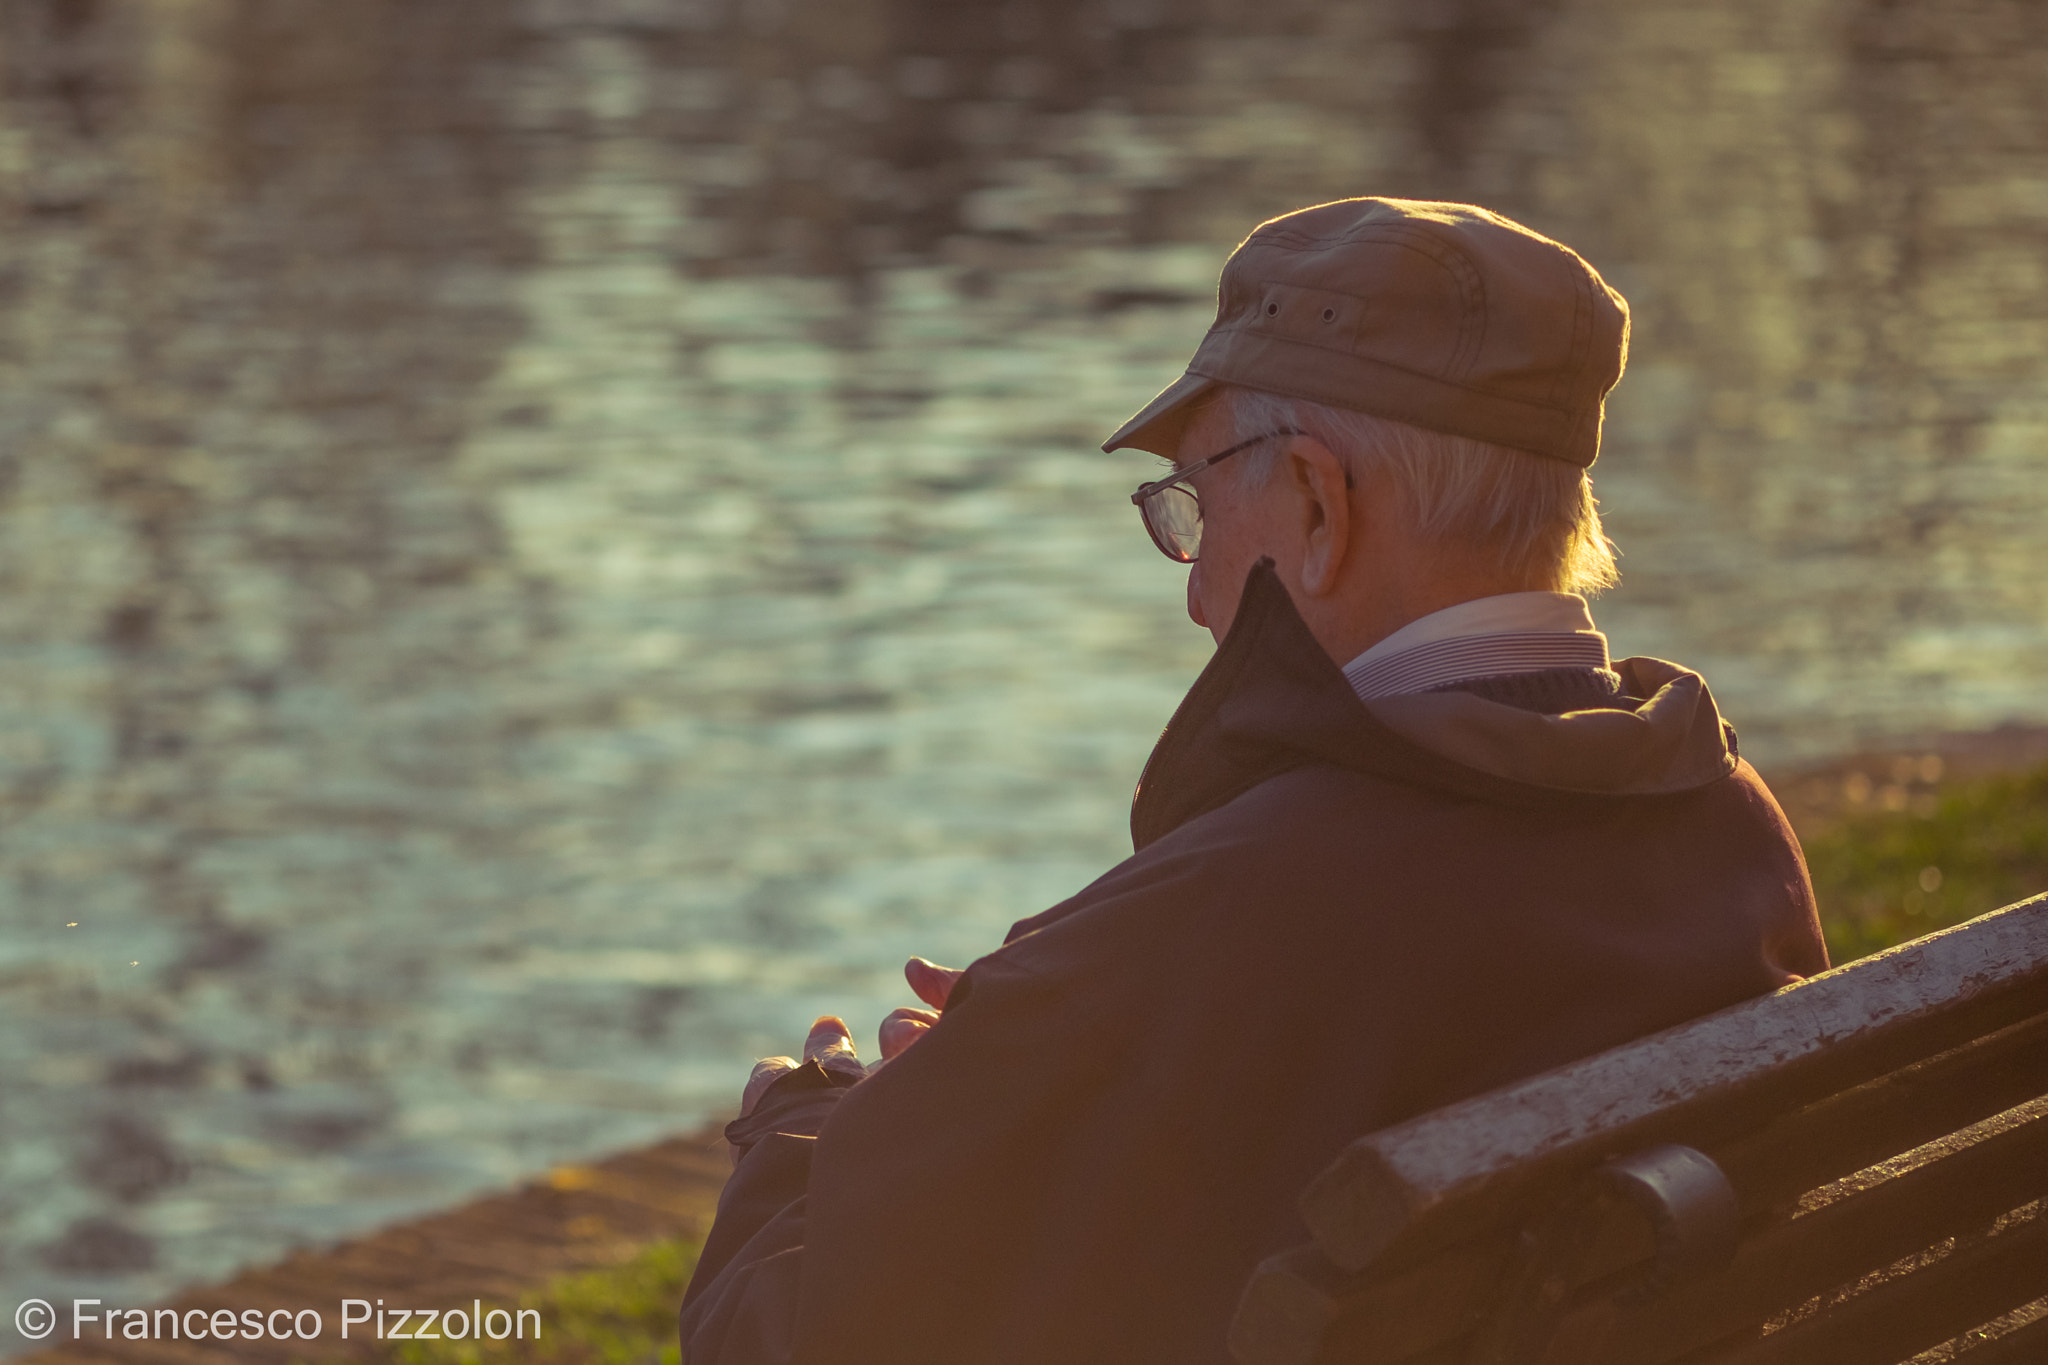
[{"xmin": 1145, "ymin": 484, "xmax": 1202, "ymax": 563}]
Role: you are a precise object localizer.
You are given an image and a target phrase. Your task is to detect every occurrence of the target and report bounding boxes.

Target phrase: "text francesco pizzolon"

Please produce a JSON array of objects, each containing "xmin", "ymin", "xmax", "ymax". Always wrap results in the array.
[{"xmin": 19, "ymin": 1297, "xmax": 541, "ymax": 1343}]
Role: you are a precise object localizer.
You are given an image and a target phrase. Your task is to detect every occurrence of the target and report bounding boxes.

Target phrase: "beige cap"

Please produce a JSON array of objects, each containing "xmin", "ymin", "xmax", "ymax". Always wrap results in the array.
[{"xmin": 1101, "ymin": 198, "xmax": 1630, "ymax": 467}]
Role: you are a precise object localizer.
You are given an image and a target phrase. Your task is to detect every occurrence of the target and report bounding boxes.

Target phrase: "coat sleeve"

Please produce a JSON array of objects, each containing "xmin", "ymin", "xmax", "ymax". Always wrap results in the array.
[{"xmin": 678, "ymin": 1062, "xmax": 852, "ymax": 1363}]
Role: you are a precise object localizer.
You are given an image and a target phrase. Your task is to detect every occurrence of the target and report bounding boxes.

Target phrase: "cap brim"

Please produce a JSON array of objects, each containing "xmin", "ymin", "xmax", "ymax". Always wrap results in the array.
[{"xmin": 1100, "ymin": 372, "xmax": 1218, "ymax": 457}]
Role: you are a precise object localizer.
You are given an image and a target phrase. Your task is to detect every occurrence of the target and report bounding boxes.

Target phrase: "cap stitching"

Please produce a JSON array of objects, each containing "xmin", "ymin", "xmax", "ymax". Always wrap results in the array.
[
  {"xmin": 1242, "ymin": 226, "xmax": 1489, "ymax": 381},
  {"xmin": 1454, "ymin": 244, "xmax": 1488, "ymax": 383},
  {"xmin": 1234, "ymin": 236, "xmax": 1483, "ymax": 371},
  {"xmin": 1553, "ymin": 257, "xmax": 1593, "ymax": 411},
  {"xmin": 1248, "ymin": 205, "xmax": 1494, "ymax": 251}
]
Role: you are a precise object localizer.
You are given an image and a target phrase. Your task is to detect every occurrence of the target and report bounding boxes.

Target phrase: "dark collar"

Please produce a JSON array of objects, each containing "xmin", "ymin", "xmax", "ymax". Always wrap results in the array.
[{"xmin": 1128, "ymin": 561, "xmax": 1731, "ymax": 850}]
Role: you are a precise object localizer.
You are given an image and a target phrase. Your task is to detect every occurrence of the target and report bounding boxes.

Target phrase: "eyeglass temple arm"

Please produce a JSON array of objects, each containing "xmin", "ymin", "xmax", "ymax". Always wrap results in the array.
[{"xmin": 1128, "ymin": 427, "xmax": 1307, "ymax": 502}]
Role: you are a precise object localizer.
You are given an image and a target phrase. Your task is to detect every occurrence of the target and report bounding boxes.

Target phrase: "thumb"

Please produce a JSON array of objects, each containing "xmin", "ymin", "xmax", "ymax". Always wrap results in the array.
[
  {"xmin": 906, "ymin": 957, "xmax": 964, "ymax": 1011},
  {"xmin": 804, "ymin": 1015, "xmax": 864, "ymax": 1080}
]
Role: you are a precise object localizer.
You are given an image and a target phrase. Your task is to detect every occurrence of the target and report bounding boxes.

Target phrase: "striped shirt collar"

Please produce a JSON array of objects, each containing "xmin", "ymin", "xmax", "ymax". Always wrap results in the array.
[{"xmin": 1341, "ymin": 592, "xmax": 1612, "ymax": 701}]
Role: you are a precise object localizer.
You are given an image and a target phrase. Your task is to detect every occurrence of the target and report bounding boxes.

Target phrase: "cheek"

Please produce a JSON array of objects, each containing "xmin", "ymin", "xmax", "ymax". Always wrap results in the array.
[
  {"xmin": 1189, "ymin": 543, "xmax": 1247, "ymax": 639},
  {"xmin": 1200, "ymin": 514, "xmax": 1255, "ymax": 589}
]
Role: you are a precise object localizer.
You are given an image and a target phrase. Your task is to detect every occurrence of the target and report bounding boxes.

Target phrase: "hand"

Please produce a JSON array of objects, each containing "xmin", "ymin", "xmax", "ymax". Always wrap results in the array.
[
  {"xmin": 740, "ymin": 1015, "xmax": 864, "ymax": 1118},
  {"xmin": 875, "ymin": 956, "xmax": 964, "ymax": 1064}
]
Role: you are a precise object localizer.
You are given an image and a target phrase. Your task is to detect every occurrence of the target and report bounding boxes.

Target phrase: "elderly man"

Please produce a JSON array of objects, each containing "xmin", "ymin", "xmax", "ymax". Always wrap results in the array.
[{"xmin": 678, "ymin": 198, "xmax": 1827, "ymax": 1364}]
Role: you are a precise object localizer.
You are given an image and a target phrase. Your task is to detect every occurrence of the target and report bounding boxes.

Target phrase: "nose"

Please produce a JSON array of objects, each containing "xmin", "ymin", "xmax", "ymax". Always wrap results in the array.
[{"xmin": 1186, "ymin": 560, "xmax": 1207, "ymax": 628}]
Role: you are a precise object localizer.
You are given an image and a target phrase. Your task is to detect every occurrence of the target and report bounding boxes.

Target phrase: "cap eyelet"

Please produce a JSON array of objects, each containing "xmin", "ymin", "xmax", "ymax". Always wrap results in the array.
[
  {"xmin": 1321, "ymin": 307, "xmax": 1336, "ymax": 323},
  {"xmin": 1264, "ymin": 301, "xmax": 1279, "ymax": 317}
]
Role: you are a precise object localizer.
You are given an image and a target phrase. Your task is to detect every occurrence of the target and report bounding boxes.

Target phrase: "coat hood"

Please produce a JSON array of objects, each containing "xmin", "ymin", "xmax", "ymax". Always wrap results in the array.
[{"xmin": 1131, "ymin": 560, "xmax": 1738, "ymax": 849}]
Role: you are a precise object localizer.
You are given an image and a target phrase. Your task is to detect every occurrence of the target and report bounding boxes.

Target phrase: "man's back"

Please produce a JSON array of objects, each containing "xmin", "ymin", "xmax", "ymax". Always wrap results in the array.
[{"xmin": 682, "ymin": 564, "xmax": 1826, "ymax": 1364}]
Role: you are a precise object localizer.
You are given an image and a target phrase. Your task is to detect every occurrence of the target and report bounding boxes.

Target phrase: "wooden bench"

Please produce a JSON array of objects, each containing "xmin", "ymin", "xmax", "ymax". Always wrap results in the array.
[{"xmin": 1230, "ymin": 893, "xmax": 2048, "ymax": 1365}]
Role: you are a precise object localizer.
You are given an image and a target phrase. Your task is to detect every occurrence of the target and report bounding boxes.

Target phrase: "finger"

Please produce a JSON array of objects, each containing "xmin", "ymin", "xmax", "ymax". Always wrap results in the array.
[
  {"xmin": 742, "ymin": 1055, "xmax": 797, "ymax": 1117},
  {"xmin": 878, "ymin": 1017, "xmax": 930, "ymax": 1061},
  {"xmin": 882, "ymin": 1005, "xmax": 941, "ymax": 1030},
  {"xmin": 906, "ymin": 957, "xmax": 964, "ymax": 1011},
  {"xmin": 752, "ymin": 1055, "xmax": 798, "ymax": 1084},
  {"xmin": 878, "ymin": 1006, "xmax": 940, "ymax": 1061},
  {"xmin": 803, "ymin": 1015, "xmax": 863, "ymax": 1078}
]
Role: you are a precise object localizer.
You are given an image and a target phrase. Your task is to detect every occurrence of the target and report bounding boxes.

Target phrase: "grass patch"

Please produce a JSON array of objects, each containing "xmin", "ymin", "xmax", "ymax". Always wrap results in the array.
[
  {"xmin": 379, "ymin": 1236, "xmax": 699, "ymax": 1365},
  {"xmin": 1806, "ymin": 760, "xmax": 2048, "ymax": 963}
]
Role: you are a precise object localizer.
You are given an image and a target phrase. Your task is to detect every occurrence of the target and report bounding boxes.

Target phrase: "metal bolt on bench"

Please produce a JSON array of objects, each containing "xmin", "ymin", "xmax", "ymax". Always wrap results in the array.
[{"xmin": 1231, "ymin": 894, "xmax": 2048, "ymax": 1365}]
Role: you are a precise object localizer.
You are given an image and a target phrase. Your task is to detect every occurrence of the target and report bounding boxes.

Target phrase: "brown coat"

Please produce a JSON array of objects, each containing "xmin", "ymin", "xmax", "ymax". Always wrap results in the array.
[{"xmin": 680, "ymin": 562, "xmax": 1827, "ymax": 1364}]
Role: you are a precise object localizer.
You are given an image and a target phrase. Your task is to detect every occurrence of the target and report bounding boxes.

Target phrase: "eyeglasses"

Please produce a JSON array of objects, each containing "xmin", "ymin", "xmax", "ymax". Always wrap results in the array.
[{"xmin": 1129, "ymin": 428, "xmax": 1304, "ymax": 563}]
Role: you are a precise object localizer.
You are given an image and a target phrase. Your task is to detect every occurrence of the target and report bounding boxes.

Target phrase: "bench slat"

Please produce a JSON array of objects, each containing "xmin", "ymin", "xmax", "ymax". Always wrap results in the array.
[
  {"xmin": 1711, "ymin": 1006, "xmax": 2048, "ymax": 1219},
  {"xmin": 1679, "ymin": 1199, "xmax": 2048, "ymax": 1365},
  {"xmin": 1933, "ymin": 1303, "xmax": 2048, "ymax": 1365},
  {"xmin": 1236, "ymin": 1012, "xmax": 2048, "ymax": 1365},
  {"xmin": 1237, "ymin": 1097, "xmax": 2048, "ymax": 1365},
  {"xmin": 1589, "ymin": 1099, "xmax": 2048, "ymax": 1363},
  {"xmin": 1301, "ymin": 897, "xmax": 2048, "ymax": 1272}
]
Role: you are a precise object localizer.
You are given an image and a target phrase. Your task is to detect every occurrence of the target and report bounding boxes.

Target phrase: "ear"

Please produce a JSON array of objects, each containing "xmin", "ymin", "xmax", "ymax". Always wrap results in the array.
[{"xmin": 1285, "ymin": 436, "xmax": 1353, "ymax": 598}]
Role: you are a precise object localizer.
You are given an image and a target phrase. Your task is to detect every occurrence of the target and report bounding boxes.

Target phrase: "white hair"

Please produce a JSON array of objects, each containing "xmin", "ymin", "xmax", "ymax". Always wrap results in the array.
[{"xmin": 1217, "ymin": 386, "xmax": 1620, "ymax": 595}]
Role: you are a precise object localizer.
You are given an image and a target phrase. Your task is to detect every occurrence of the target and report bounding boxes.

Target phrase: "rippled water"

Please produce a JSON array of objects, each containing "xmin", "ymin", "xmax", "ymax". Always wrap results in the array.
[{"xmin": 3, "ymin": 0, "xmax": 2046, "ymax": 1346}]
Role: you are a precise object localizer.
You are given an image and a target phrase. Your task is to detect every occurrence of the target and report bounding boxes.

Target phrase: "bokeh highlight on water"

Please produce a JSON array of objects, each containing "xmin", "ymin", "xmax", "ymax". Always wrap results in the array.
[{"xmin": 3, "ymin": 0, "xmax": 2047, "ymax": 1346}]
